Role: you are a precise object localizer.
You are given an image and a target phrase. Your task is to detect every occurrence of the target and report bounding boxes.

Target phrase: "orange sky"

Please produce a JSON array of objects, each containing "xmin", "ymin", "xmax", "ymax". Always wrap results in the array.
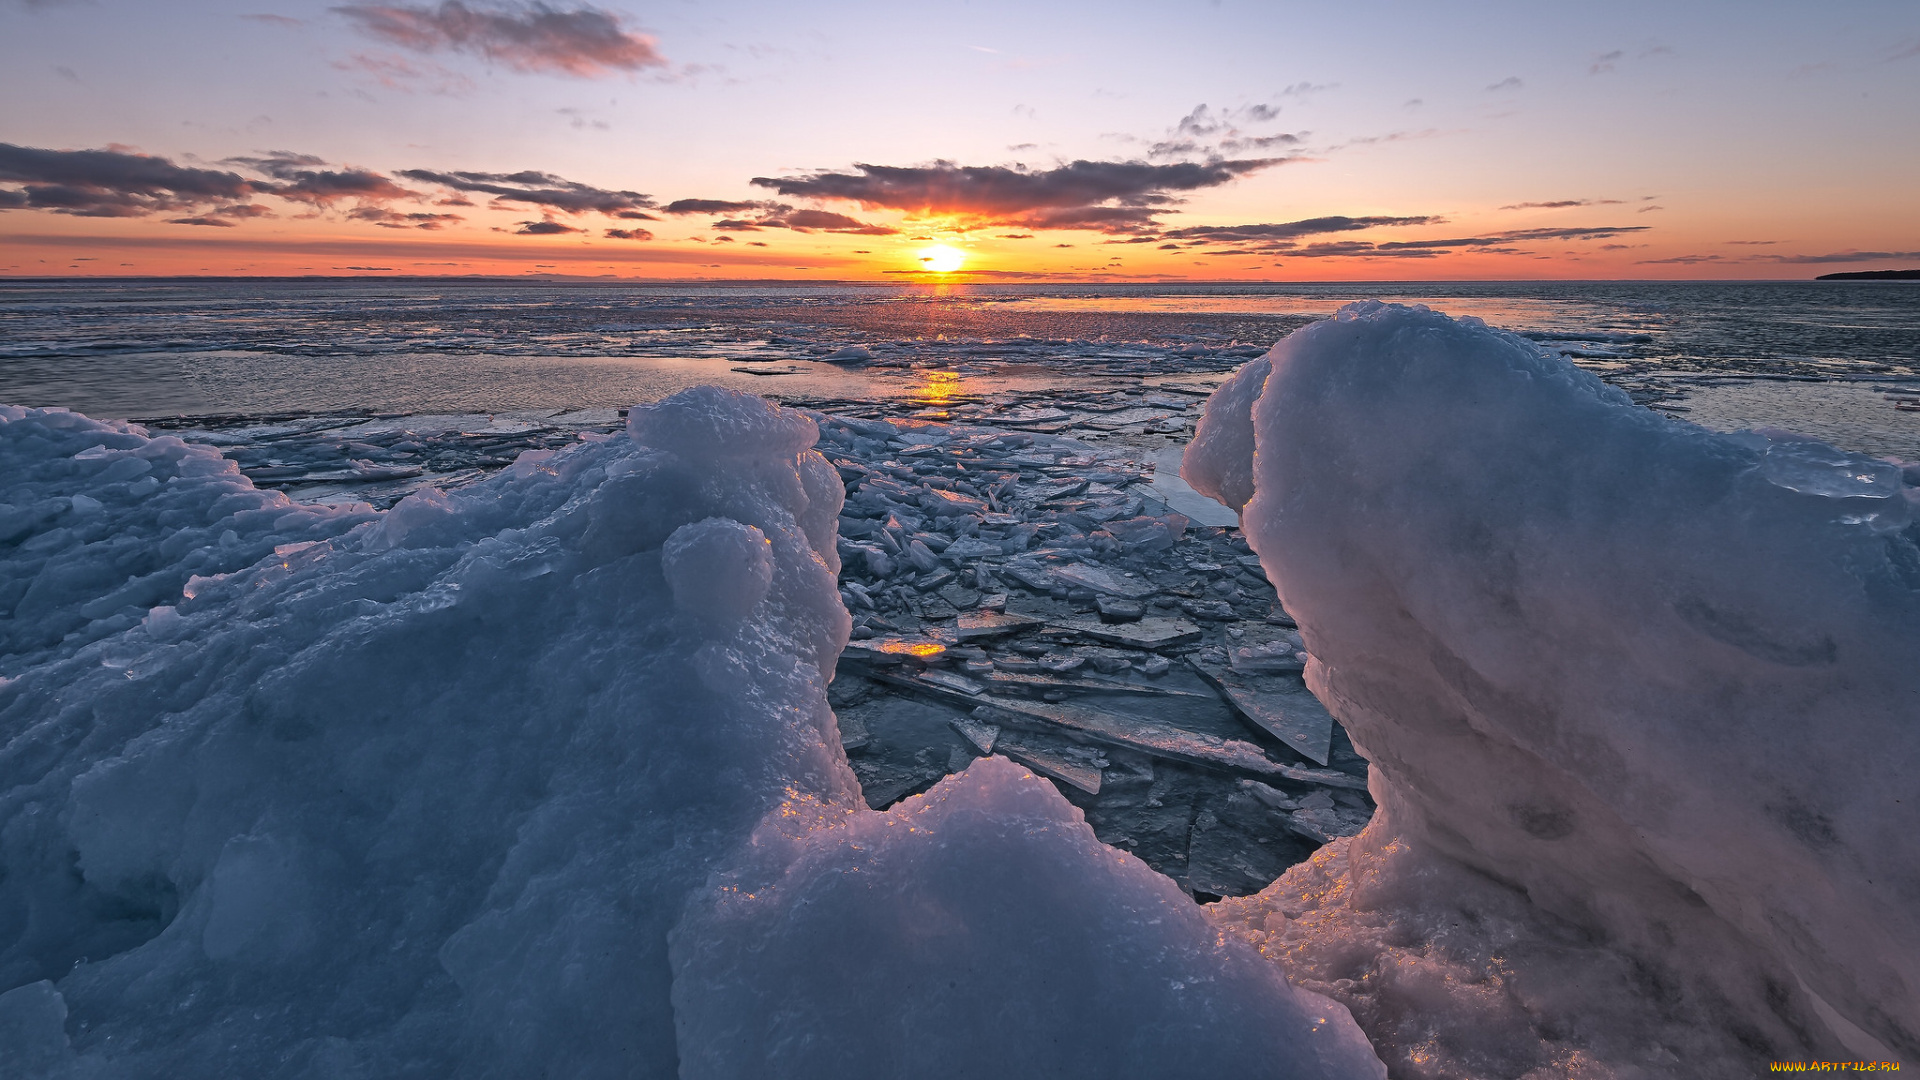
[{"xmin": 4, "ymin": 0, "xmax": 1917, "ymax": 280}]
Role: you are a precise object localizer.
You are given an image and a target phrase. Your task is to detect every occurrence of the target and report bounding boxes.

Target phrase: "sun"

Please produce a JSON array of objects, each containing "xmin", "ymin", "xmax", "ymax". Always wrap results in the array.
[{"xmin": 918, "ymin": 245, "xmax": 966, "ymax": 273}]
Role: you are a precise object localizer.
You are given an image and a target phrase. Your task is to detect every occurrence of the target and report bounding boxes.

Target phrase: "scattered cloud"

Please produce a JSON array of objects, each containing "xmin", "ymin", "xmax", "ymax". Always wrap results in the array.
[
  {"xmin": 556, "ymin": 106, "xmax": 610, "ymax": 131},
  {"xmin": 1589, "ymin": 50, "xmax": 1625, "ymax": 75},
  {"xmin": 1279, "ymin": 82, "xmax": 1336, "ymax": 101},
  {"xmin": 1638, "ymin": 253, "xmax": 1723, "ymax": 265},
  {"xmin": 334, "ymin": 1, "xmax": 667, "ymax": 78},
  {"xmin": 347, "ymin": 207, "xmax": 463, "ymax": 229},
  {"xmin": 167, "ymin": 216, "xmax": 239, "ymax": 228},
  {"xmin": 398, "ymin": 167, "xmax": 654, "ymax": 215},
  {"xmin": 212, "ymin": 203, "xmax": 276, "ymax": 219},
  {"xmin": 603, "ymin": 227, "xmax": 651, "ymax": 239},
  {"xmin": 509, "ymin": 218, "xmax": 581, "ymax": 235},
  {"xmin": 661, "ymin": 198, "xmax": 760, "ymax": 214},
  {"xmin": 1486, "ymin": 76, "xmax": 1524, "ymax": 92},
  {"xmin": 230, "ymin": 152, "xmax": 420, "ymax": 206},
  {"xmin": 240, "ymin": 13, "xmax": 304, "ymax": 27},
  {"xmin": 1185, "ymin": 223, "xmax": 1650, "ymax": 259},
  {"xmin": 1762, "ymin": 250, "xmax": 1920, "ymax": 264},
  {"xmin": 1502, "ymin": 195, "xmax": 1659, "ymax": 211},
  {"xmin": 1373, "ymin": 226, "xmax": 1647, "ymax": 251},
  {"xmin": 336, "ymin": 51, "xmax": 477, "ymax": 93},
  {"xmin": 1159, "ymin": 215, "xmax": 1439, "ymax": 243},
  {"xmin": 768, "ymin": 208, "xmax": 895, "ymax": 234},
  {"xmin": 1148, "ymin": 103, "xmax": 1304, "ymax": 159},
  {"xmin": 751, "ymin": 156, "xmax": 1288, "ymax": 234},
  {"xmin": 1505, "ymin": 199, "xmax": 1605, "ymax": 210}
]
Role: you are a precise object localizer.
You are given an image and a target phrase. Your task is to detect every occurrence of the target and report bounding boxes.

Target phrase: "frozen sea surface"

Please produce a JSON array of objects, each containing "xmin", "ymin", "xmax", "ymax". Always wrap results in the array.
[{"xmin": 2, "ymin": 278, "xmax": 1917, "ymax": 457}]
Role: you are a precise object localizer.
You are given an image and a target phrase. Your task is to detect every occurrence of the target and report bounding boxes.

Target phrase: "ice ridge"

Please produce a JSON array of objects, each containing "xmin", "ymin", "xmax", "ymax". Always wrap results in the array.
[{"xmin": 1187, "ymin": 301, "xmax": 1920, "ymax": 1076}]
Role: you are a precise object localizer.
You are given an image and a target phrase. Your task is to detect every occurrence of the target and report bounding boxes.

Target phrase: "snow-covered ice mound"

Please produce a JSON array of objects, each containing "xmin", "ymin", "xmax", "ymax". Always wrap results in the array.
[
  {"xmin": 1186, "ymin": 302, "xmax": 1920, "ymax": 1075},
  {"xmin": 672, "ymin": 754, "xmax": 1383, "ymax": 1080},
  {"xmin": 0, "ymin": 392, "xmax": 1378, "ymax": 1078}
]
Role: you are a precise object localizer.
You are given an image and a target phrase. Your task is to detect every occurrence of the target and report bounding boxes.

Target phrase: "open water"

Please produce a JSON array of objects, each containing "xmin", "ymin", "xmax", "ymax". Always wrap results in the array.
[{"xmin": 2, "ymin": 278, "xmax": 1917, "ymax": 457}]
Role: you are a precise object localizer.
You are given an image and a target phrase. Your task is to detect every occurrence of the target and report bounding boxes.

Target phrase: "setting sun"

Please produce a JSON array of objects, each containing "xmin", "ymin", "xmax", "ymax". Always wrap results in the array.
[{"xmin": 918, "ymin": 245, "xmax": 966, "ymax": 273}]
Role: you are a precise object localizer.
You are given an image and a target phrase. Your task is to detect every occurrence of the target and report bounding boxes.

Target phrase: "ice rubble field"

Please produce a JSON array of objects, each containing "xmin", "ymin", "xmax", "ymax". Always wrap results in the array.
[
  {"xmin": 0, "ymin": 388, "xmax": 1380, "ymax": 1078},
  {"xmin": 1189, "ymin": 303, "xmax": 1919, "ymax": 1075}
]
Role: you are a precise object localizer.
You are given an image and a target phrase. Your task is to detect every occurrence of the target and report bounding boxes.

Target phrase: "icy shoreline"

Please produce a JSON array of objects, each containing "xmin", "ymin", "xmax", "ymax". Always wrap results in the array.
[
  {"xmin": 4, "ymin": 300, "xmax": 1916, "ymax": 1077},
  {"xmin": 0, "ymin": 389, "xmax": 1381, "ymax": 1078}
]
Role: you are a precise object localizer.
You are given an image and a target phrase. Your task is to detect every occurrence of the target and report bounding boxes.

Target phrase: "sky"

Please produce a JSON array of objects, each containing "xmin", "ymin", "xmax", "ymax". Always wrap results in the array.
[{"xmin": 2, "ymin": 0, "xmax": 1917, "ymax": 280}]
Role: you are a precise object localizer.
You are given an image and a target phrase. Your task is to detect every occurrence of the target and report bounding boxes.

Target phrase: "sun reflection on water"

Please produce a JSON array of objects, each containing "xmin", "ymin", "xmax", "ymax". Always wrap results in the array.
[{"xmin": 912, "ymin": 370, "xmax": 965, "ymax": 407}]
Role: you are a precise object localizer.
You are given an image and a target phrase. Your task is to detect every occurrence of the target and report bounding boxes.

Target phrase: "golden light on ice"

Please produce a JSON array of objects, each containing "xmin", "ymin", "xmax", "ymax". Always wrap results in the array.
[{"xmin": 918, "ymin": 245, "xmax": 966, "ymax": 273}]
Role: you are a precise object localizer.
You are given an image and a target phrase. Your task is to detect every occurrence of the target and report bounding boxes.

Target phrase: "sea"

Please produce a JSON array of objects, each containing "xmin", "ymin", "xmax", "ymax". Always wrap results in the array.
[{"xmin": 3, "ymin": 278, "xmax": 1918, "ymax": 459}]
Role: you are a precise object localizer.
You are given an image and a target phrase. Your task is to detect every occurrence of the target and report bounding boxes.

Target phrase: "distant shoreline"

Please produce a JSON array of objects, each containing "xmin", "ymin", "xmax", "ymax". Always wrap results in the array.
[{"xmin": 1814, "ymin": 269, "xmax": 1920, "ymax": 281}]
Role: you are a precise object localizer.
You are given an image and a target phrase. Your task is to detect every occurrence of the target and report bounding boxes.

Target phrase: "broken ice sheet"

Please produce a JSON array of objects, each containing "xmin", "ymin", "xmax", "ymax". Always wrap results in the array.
[
  {"xmin": 951, "ymin": 611, "xmax": 1040, "ymax": 640},
  {"xmin": 997, "ymin": 735, "xmax": 1104, "ymax": 795},
  {"xmin": 1047, "ymin": 562, "xmax": 1158, "ymax": 601},
  {"xmin": 1190, "ymin": 658, "xmax": 1334, "ymax": 766},
  {"xmin": 1047, "ymin": 615, "xmax": 1203, "ymax": 650}
]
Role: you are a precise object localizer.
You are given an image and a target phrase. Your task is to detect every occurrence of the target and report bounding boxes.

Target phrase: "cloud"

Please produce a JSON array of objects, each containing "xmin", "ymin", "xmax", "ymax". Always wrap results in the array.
[
  {"xmin": 1486, "ymin": 76, "xmax": 1524, "ymax": 92},
  {"xmin": 1279, "ymin": 82, "xmax": 1335, "ymax": 100},
  {"xmin": 334, "ymin": 2, "xmax": 666, "ymax": 78},
  {"xmin": 1763, "ymin": 250, "xmax": 1920, "ymax": 264},
  {"xmin": 603, "ymin": 227, "xmax": 651, "ymax": 239},
  {"xmin": 1504, "ymin": 199, "xmax": 1604, "ymax": 209},
  {"xmin": 227, "ymin": 153, "xmax": 420, "ymax": 206},
  {"xmin": 335, "ymin": 50, "xmax": 476, "ymax": 93},
  {"xmin": 347, "ymin": 207, "xmax": 463, "ymax": 229},
  {"xmin": 1159, "ymin": 215, "xmax": 1439, "ymax": 243},
  {"xmin": 213, "ymin": 203, "xmax": 276, "ymax": 219},
  {"xmin": 1638, "ymin": 253, "xmax": 1723, "ymax": 265},
  {"xmin": 509, "ymin": 218, "xmax": 581, "ymax": 235},
  {"xmin": 1373, "ymin": 226, "xmax": 1647, "ymax": 251},
  {"xmin": 661, "ymin": 198, "xmax": 762, "ymax": 214},
  {"xmin": 240, "ymin": 13, "xmax": 304, "ymax": 26},
  {"xmin": 749, "ymin": 157, "xmax": 1287, "ymax": 233},
  {"xmin": 1194, "ymin": 224, "xmax": 1650, "ymax": 259},
  {"xmin": 167, "ymin": 216, "xmax": 238, "ymax": 227},
  {"xmin": 398, "ymin": 167, "xmax": 653, "ymax": 215},
  {"xmin": 765, "ymin": 207, "xmax": 895, "ymax": 235},
  {"xmin": 0, "ymin": 142, "xmax": 259, "ymax": 218},
  {"xmin": 1148, "ymin": 103, "xmax": 1304, "ymax": 159},
  {"xmin": 1590, "ymin": 50, "xmax": 1625, "ymax": 75},
  {"xmin": 687, "ymin": 208, "xmax": 899, "ymax": 235}
]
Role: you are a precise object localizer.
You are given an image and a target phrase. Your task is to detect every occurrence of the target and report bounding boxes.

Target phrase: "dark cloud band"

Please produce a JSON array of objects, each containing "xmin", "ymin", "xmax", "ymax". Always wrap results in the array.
[
  {"xmin": 398, "ymin": 168, "xmax": 654, "ymax": 216},
  {"xmin": 749, "ymin": 157, "xmax": 1288, "ymax": 233}
]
